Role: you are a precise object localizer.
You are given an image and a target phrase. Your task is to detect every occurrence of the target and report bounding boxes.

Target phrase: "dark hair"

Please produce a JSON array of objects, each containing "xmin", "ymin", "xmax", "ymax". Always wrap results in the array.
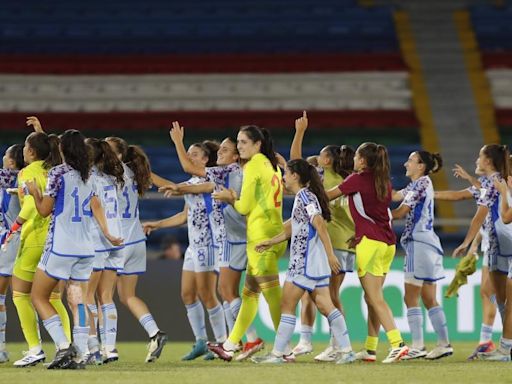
[
  {"xmin": 126, "ymin": 145, "xmax": 152, "ymax": 196},
  {"xmin": 7, "ymin": 144, "xmax": 24, "ymax": 170},
  {"xmin": 287, "ymin": 159, "xmax": 331, "ymax": 221},
  {"xmin": 483, "ymin": 145, "xmax": 510, "ymax": 179},
  {"xmin": 357, "ymin": 142, "xmax": 391, "ymax": 201},
  {"xmin": 191, "ymin": 140, "xmax": 220, "ymax": 168},
  {"xmin": 322, "ymin": 145, "xmax": 355, "ymax": 178},
  {"xmin": 60, "ymin": 130, "xmax": 91, "ymax": 182},
  {"xmin": 105, "ymin": 136, "xmax": 128, "ymax": 161},
  {"xmin": 239, "ymin": 125, "xmax": 278, "ymax": 171},
  {"xmin": 86, "ymin": 138, "xmax": 125, "ymax": 187},
  {"xmin": 224, "ymin": 137, "xmax": 239, "ymax": 154},
  {"xmin": 416, "ymin": 151, "xmax": 443, "ymax": 175},
  {"xmin": 26, "ymin": 132, "xmax": 62, "ymax": 170}
]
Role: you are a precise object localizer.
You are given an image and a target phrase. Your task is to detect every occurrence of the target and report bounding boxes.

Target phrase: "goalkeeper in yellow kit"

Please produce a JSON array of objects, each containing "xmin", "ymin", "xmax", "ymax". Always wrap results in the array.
[{"xmin": 209, "ymin": 125, "xmax": 285, "ymax": 361}]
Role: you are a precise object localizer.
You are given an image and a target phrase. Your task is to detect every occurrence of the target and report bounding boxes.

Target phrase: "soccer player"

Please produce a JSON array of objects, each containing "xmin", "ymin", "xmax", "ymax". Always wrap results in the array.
[
  {"xmin": 325, "ymin": 142, "xmax": 409, "ymax": 363},
  {"xmin": 27, "ymin": 129, "xmax": 122, "ymax": 369},
  {"xmin": 161, "ymin": 124, "xmax": 263, "ymax": 360},
  {"xmin": 105, "ymin": 137, "xmax": 168, "ymax": 363},
  {"xmin": 252, "ymin": 159, "xmax": 355, "ymax": 364},
  {"xmin": 12, "ymin": 122, "xmax": 70, "ymax": 367},
  {"xmin": 84, "ymin": 138, "xmax": 125, "ymax": 364},
  {"xmin": 435, "ymin": 165, "xmax": 498, "ymax": 359},
  {"xmin": 143, "ymin": 139, "xmax": 225, "ymax": 361},
  {"xmin": 208, "ymin": 125, "xmax": 285, "ymax": 362},
  {"xmin": 289, "ymin": 112, "xmax": 356, "ymax": 360},
  {"xmin": 450, "ymin": 145, "xmax": 512, "ymax": 361},
  {"xmin": 392, "ymin": 151, "xmax": 452, "ymax": 360},
  {"xmin": 0, "ymin": 144, "xmax": 24, "ymax": 362}
]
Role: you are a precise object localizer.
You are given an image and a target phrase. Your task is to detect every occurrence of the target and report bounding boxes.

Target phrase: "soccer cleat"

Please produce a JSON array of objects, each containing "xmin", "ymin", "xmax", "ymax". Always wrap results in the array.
[
  {"xmin": 292, "ymin": 341, "xmax": 313, "ymax": 356},
  {"xmin": 314, "ymin": 346, "xmax": 341, "ymax": 362},
  {"xmin": 182, "ymin": 339, "xmax": 208, "ymax": 361},
  {"xmin": 467, "ymin": 341, "xmax": 495, "ymax": 361},
  {"xmin": 0, "ymin": 350, "xmax": 9, "ymax": 363},
  {"xmin": 336, "ymin": 351, "xmax": 356, "ymax": 365},
  {"xmin": 354, "ymin": 349, "xmax": 377, "ymax": 362},
  {"xmin": 13, "ymin": 350, "xmax": 46, "ymax": 367},
  {"xmin": 251, "ymin": 352, "xmax": 295, "ymax": 364},
  {"xmin": 234, "ymin": 338, "xmax": 265, "ymax": 361},
  {"xmin": 425, "ymin": 345, "xmax": 453, "ymax": 360},
  {"xmin": 145, "ymin": 331, "xmax": 168, "ymax": 363},
  {"xmin": 382, "ymin": 345, "xmax": 409, "ymax": 363},
  {"xmin": 85, "ymin": 350, "xmax": 103, "ymax": 365},
  {"xmin": 478, "ymin": 348, "xmax": 511, "ymax": 362},
  {"xmin": 47, "ymin": 346, "xmax": 77, "ymax": 370},
  {"xmin": 103, "ymin": 348, "xmax": 119, "ymax": 364},
  {"xmin": 400, "ymin": 347, "xmax": 427, "ymax": 360},
  {"xmin": 207, "ymin": 341, "xmax": 235, "ymax": 362},
  {"xmin": 203, "ymin": 351, "xmax": 215, "ymax": 360}
]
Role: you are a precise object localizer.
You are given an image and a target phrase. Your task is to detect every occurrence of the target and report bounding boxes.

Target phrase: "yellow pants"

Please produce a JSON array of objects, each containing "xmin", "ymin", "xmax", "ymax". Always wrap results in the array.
[
  {"xmin": 13, "ymin": 242, "xmax": 44, "ymax": 282},
  {"xmin": 355, "ymin": 236, "xmax": 395, "ymax": 278}
]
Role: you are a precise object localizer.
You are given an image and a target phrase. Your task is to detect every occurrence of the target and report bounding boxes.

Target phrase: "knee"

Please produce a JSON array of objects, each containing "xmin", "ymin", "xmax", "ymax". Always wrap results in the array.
[
  {"xmin": 198, "ymin": 289, "xmax": 218, "ymax": 308},
  {"xmin": 119, "ymin": 293, "xmax": 131, "ymax": 307},
  {"xmin": 181, "ymin": 289, "xmax": 196, "ymax": 306}
]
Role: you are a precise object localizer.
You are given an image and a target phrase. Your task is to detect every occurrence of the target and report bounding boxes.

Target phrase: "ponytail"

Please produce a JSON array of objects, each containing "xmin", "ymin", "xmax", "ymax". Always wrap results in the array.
[
  {"xmin": 239, "ymin": 125, "xmax": 278, "ymax": 171},
  {"xmin": 483, "ymin": 144, "xmax": 510, "ymax": 179},
  {"xmin": 417, "ymin": 151, "xmax": 443, "ymax": 175},
  {"xmin": 25, "ymin": 132, "xmax": 62, "ymax": 170},
  {"xmin": 87, "ymin": 138, "xmax": 125, "ymax": 187},
  {"xmin": 60, "ymin": 130, "xmax": 91, "ymax": 182},
  {"xmin": 287, "ymin": 159, "xmax": 331, "ymax": 221},
  {"xmin": 105, "ymin": 136, "xmax": 128, "ymax": 162},
  {"xmin": 126, "ymin": 145, "xmax": 152, "ymax": 196},
  {"xmin": 357, "ymin": 142, "xmax": 391, "ymax": 201}
]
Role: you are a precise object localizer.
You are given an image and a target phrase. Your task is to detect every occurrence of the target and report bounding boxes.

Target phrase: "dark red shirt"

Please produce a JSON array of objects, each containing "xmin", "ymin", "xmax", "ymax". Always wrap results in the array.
[{"xmin": 338, "ymin": 170, "xmax": 396, "ymax": 246}]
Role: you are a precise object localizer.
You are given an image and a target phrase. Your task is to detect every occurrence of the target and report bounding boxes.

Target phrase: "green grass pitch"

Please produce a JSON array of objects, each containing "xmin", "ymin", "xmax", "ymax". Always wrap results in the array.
[{"xmin": 1, "ymin": 341, "xmax": 512, "ymax": 383}]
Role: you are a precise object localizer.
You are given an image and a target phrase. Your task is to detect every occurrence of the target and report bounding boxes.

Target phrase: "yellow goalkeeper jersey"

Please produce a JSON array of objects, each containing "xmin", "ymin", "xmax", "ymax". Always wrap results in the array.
[{"xmin": 234, "ymin": 153, "xmax": 283, "ymax": 243}]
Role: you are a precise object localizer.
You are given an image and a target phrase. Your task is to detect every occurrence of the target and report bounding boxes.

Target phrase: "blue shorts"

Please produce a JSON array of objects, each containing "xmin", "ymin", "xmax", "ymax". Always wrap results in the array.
[
  {"xmin": 334, "ymin": 249, "xmax": 354, "ymax": 274},
  {"xmin": 0, "ymin": 232, "xmax": 20, "ymax": 277},
  {"xmin": 118, "ymin": 240, "xmax": 146, "ymax": 276},
  {"xmin": 219, "ymin": 241, "xmax": 247, "ymax": 271},
  {"xmin": 403, "ymin": 241, "xmax": 444, "ymax": 285},
  {"xmin": 183, "ymin": 245, "xmax": 217, "ymax": 273}
]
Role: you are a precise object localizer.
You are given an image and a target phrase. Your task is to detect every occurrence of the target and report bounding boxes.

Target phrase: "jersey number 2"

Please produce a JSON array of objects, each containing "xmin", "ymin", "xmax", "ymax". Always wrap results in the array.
[{"xmin": 271, "ymin": 174, "xmax": 282, "ymax": 208}]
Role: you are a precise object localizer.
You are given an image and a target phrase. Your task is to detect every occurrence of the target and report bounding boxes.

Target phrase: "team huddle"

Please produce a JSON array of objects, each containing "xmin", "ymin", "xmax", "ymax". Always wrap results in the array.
[{"xmin": 0, "ymin": 112, "xmax": 511, "ymax": 369}]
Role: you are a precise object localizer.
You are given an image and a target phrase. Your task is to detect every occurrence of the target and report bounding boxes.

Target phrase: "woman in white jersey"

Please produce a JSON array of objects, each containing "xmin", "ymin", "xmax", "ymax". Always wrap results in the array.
[
  {"xmin": 289, "ymin": 112, "xmax": 356, "ymax": 360},
  {"xmin": 27, "ymin": 129, "xmax": 121, "ymax": 369},
  {"xmin": 84, "ymin": 138, "xmax": 125, "ymax": 364},
  {"xmin": 159, "ymin": 124, "xmax": 263, "ymax": 360},
  {"xmin": 105, "ymin": 137, "xmax": 168, "ymax": 363},
  {"xmin": 392, "ymin": 150, "xmax": 452, "ymax": 360},
  {"xmin": 0, "ymin": 144, "xmax": 24, "ymax": 362},
  {"xmin": 144, "ymin": 138, "xmax": 228, "ymax": 361},
  {"xmin": 253, "ymin": 159, "xmax": 354, "ymax": 364}
]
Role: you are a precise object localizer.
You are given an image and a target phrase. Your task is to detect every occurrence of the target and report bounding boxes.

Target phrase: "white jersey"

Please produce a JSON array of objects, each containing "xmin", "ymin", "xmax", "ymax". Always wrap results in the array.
[
  {"xmin": 399, "ymin": 175, "xmax": 443, "ymax": 254},
  {"xmin": 206, "ymin": 163, "xmax": 246, "ymax": 244},
  {"xmin": 42, "ymin": 164, "xmax": 95, "ymax": 258},
  {"xmin": 118, "ymin": 164, "xmax": 145, "ymax": 245},
  {"xmin": 90, "ymin": 166, "xmax": 123, "ymax": 251},
  {"xmin": 0, "ymin": 168, "xmax": 20, "ymax": 235},
  {"xmin": 289, "ymin": 188, "xmax": 330, "ymax": 280},
  {"xmin": 183, "ymin": 176, "xmax": 215, "ymax": 248}
]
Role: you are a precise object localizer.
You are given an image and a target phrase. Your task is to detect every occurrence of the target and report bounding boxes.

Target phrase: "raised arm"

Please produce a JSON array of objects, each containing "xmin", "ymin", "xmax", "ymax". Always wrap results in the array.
[
  {"xmin": 170, "ymin": 121, "xmax": 206, "ymax": 177},
  {"xmin": 453, "ymin": 164, "xmax": 481, "ymax": 189},
  {"xmin": 151, "ymin": 172, "xmax": 176, "ymax": 189},
  {"xmin": 143, "ymin": 206, "xmax": 188, "ymax": 235},
  {"xmin": 159, "ymin": 182, "xmax": 215, "ymax": 197},
  {"xmin": 26, "ymin": 116, "xmax": 45, "ymax": 133},
  {"xmin": 435, "ymin": 189, "xmax": 473, "ymax": 201},
  {"xmin": 290, "ymin": 111, "xmax": 308, "ymax": 160}
]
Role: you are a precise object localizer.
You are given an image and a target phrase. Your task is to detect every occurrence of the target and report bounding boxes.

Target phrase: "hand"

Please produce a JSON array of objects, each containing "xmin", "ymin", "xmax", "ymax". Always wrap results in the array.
[
  {"xmin": 328, "ymin": 255, "xmax": 342, "ymax": 274},
  {"xmin": 169, "ymin": 121, "xmax": 184, "ymax": 144},
  {"xmin": 212, "ymin": 186, "xmax": 236, "ymax": 204},
  {"xmin": 26, "ymin": 116, "xmax": 43, "ymax": 133},
  {"xmin": 143, "ymin": 221, "xmax": 160, "ymax": 235},
  {"xmin": 452, "ymin": 164, "xmax": 471, "ymax": 181},
  {"xmin": 452, "ymin": 243, "xmax": 469, "ymax": 258},
  {"xmin": 295, "ymin": 111, "xmax": 308, "ymax": 133},
  {"xmin": 24, "ymin": 178, "xmax": 39, "ymax": 196},
  {"xmin": 158, "ymin": 183, "xmax": 180, "ymax": 197},
  {"xmin": 255, "ymin": 240, "xmax": 273, "ymax": 253},
  {"xmin": 494, "ymin": 178, "xmax": 508, "ymax": 195},
  {"xmin": 346, "ymin": 236, "xmax": 357, "ymax": 249},
  {"xmin": 105, "ymin": 234, "xmax": 123, "ymax": 247}
]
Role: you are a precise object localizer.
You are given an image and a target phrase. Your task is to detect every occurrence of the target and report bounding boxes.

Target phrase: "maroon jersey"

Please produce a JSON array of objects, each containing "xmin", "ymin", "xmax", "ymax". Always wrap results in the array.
[{"xmin": 338, "ymin": 170, "xmax": 396, "ymax": 246}]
